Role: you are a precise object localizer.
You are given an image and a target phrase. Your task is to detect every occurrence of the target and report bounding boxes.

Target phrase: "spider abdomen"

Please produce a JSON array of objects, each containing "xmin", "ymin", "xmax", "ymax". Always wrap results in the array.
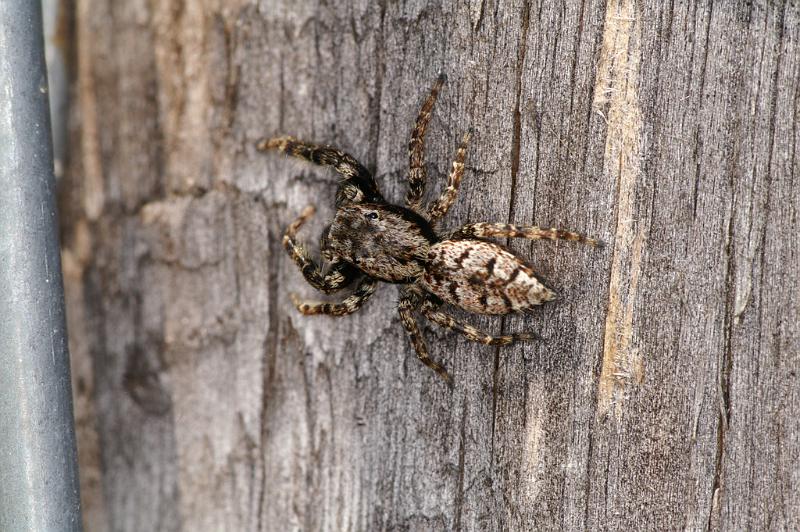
[{"xmin": 420, "ymin": 239, "xmax": 556, "ymax": 315}]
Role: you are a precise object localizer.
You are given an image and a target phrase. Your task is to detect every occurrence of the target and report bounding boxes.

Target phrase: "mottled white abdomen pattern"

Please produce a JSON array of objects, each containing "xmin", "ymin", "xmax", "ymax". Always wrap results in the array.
[{"xmin": 421, "ymin": 239, "xmax": 556, "ymax": 315}]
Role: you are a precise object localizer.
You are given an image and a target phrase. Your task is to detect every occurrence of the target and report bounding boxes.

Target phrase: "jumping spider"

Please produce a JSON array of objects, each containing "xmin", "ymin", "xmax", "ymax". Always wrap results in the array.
[{"xmin": 257, "ymin": 74, "xmax": 600, "ymax": 384}]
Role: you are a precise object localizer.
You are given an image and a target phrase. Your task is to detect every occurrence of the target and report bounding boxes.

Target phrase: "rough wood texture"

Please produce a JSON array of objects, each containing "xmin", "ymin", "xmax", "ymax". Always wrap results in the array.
[{"xmin": 61, "ymin": 1, "xmax": 799, "ymax": 530}]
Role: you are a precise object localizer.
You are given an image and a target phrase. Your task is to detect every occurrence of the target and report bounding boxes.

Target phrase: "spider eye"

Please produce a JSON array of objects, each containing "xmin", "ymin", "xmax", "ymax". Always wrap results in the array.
[{"xmin": 364, "ymin": 212, "xmax": 379, "ymax": 221}]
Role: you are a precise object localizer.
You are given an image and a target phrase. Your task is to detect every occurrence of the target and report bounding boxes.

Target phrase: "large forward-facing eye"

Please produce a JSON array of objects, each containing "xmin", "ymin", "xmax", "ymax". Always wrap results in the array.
[{"xmin": 364, "ymin": 211, "xmax": 379, "ymax": 221}]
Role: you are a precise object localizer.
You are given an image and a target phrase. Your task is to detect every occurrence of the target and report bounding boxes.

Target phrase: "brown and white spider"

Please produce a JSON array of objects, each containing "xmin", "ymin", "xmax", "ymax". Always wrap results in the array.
[{"xmin": 257, "ymin": 75, "xmax": 600, "ymax": 384}]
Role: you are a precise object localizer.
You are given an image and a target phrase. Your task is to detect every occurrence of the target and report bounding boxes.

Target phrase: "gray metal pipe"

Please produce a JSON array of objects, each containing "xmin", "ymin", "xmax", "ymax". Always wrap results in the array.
[
  {"xmin": 43, "ymin": 0, "xmax": 70, "ymax": 180},
  {"xmin": 0, "ymin": 2, "xmax": 83, "ymax": 531}
]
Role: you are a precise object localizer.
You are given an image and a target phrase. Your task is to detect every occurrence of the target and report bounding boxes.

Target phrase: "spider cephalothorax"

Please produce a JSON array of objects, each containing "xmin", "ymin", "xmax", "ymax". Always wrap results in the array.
[
  {"xmin": 257, "ymin": 74, "xmax": 600, "ymax": 384},
  {"xmin": 324, "ymin": 203, "xmax": 437, "ymax": 283}
]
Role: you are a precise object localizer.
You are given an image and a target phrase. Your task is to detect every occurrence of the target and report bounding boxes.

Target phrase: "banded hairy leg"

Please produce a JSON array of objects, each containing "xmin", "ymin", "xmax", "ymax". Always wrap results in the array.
[
  {"xmin": 282, "ymin": 206, "xmax": 360, "ymax": 293},
  {"xmin": 407, "ymin": 73, "xmax": 446, "ymax": 211},
  {"xmin": 258, "ymin": 136, "xmax": 384, "ymax": 204}
]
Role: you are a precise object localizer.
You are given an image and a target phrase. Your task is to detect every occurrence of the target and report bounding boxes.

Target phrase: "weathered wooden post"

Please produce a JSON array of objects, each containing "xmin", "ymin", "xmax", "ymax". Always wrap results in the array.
[{"xmin": 63, "ymin": 1, "xmax": 799, "ymax": 530}]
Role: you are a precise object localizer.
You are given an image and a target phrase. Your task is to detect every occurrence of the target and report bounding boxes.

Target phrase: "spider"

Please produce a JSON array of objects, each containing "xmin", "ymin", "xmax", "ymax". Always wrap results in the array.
[{"xmin": 257, "ymin": 74, "xmax": 601, "ymax": 384}]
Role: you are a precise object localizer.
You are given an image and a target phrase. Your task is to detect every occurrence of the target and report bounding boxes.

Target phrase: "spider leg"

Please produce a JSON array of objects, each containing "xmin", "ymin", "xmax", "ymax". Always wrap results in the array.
[
  {"xmin": 451, "ymin": 222, "xmax": 601, "ymax": 247},
  {"xmin": 258, "ymin": 136, "xmax": 383, "ymax": 203},
  {"xmin": 283, "ymin": 206, "xmax": 359, "ymax": 293},
  {"xmin": 419, "ymin": 298, "xmax": 538, "ymax": 345},
  {"xmin": 291, "ymin": 277, "xmax": 377, "ymax": 316},
  {"xmin": 427, "ymin": 129, "xmax": 472, "ymax": 223},
  {"xmin": 407, "ymin": 73, "xmax": 446, "ymax": 210},
  {"xmin": 398, "ymin": 293, "xmax": 452, "ymax": 384}
]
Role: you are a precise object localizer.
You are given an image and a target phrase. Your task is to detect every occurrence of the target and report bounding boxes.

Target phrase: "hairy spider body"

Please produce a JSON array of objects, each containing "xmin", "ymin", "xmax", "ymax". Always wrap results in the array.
[{"xmin": 258, "ymin": 74, "xmax": 600, "ymax": 384}]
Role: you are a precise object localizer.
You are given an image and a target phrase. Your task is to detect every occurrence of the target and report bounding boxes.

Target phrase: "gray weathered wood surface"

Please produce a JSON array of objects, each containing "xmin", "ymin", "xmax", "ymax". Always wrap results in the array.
[{"xmin": 61, "ymin": 1, "xmax": 799, "ymax": 530}]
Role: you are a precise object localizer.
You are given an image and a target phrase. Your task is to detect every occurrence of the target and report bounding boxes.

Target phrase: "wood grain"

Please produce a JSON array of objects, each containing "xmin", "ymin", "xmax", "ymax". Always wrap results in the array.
[{"xmin": 61, "ymin": 1, "xmax": 799, "ymax": 530}]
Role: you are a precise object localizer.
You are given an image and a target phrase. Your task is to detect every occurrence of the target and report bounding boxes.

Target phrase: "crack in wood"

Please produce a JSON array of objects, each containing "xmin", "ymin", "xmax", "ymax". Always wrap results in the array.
[{"xmin": 593, "ymin": 0, "xmax": 645, "ymax": 420}]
